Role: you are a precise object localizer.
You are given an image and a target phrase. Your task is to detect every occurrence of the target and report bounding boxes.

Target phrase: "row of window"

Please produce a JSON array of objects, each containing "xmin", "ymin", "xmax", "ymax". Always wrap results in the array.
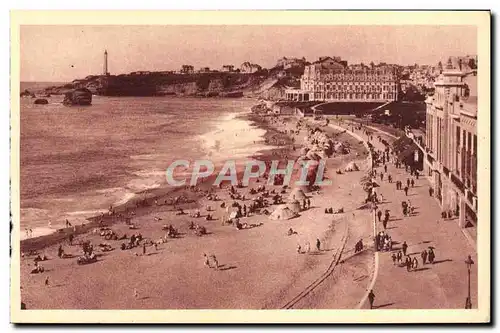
[
  {"xmin": 302, "ymin": 80, "xmax": 397, "ymax": 86},
  {"xmin": 303, "ymin": 85, "xmax": 397, "ymax": 92},
  {"xmin": 312, "ymin": 92, "xmax": 395, "ymax": 100},
  {"xmin": 304, "ymin": 75, "xmax": 397, "ymax": 82}
]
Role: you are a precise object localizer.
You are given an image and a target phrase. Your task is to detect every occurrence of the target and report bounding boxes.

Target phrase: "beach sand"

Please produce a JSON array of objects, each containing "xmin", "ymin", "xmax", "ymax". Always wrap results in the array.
[{"xmin": 20, "ymin": 113, "xmax": 375, "ymax": 309}]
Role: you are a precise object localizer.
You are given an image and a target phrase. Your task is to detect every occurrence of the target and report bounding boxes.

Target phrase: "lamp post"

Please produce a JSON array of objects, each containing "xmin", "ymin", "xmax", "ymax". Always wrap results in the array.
[{"xmin": 465, "ymin": 255, "xmax": 474, "ymax": 309}]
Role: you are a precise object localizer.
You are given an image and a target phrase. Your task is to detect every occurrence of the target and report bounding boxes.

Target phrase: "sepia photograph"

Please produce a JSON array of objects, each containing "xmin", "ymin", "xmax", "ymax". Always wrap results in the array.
[{"xmin": 10, "ymin": 10, "xmax": 490, "ymax": 323}]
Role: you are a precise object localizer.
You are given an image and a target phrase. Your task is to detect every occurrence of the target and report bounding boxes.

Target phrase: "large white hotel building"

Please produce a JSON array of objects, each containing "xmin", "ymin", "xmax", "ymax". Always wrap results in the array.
[{"xmin": 285, "ymin": 57, "xmax": 399, "ymax": 102}]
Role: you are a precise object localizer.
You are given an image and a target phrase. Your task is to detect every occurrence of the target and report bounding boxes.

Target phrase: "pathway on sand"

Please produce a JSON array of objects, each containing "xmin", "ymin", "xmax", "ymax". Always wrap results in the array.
[
  {"xmin": 359, "ymin": 129, "xmax": 478, "ymax": 309},
  {"xmin": 286, "ymin": 121, "xmax": 376, "ymax": 309}
]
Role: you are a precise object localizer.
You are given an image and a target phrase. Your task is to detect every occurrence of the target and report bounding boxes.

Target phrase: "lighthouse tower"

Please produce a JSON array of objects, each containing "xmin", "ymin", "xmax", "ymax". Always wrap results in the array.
[{"xmin": 103, "ymin": 50, "xmax": 109, "ymax": 75}]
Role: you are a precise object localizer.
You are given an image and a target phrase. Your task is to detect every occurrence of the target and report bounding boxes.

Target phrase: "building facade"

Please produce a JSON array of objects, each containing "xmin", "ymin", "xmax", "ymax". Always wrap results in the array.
[
  {"xmin": 180, "ymin": 65, "xmax": 194, "ymax": 74},
  {"xmin": 285, "ymin": 57, "xmax": 399, "ymax": 102},
  {"xmin": 221, "ymin": 65, "xmax": 235, "ymax": 72},
  {"xmin": 240, "ymin": 62, "xmax": 262, "ymax": 73},
  {"xmin": 424, "ymin": 57, "xmax": 477, "ymax": 229}
]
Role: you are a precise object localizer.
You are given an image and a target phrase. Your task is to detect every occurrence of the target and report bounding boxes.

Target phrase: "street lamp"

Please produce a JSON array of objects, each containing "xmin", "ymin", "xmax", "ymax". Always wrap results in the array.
[{"xmin": 465, "ymin": 255, "xmax": 474, "ymax": 309}]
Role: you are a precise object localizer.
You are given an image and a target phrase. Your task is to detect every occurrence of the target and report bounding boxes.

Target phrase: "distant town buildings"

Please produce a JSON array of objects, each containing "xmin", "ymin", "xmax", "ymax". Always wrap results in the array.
[
  {"xmin": 221, "ymin": 65, "xmax": 235, "ymax": 72},
  {"xmin": 181, "ymin": 65, "xmax": 194, "ymax": 75},
  {"xmin": 276, "ymin": 57, "xmax": 307, "ymax": 69},
  {"xmin": 424, "ymin": 56, "xmax": 477, "ymax": 229},
  {"xmin": 198, "ymin": 67, "xmax": 211, "ymax": 73},
  {"xmin": 285, "ymin": 56, "xmax": 399, "ymax": 102},
  {"xmin": 240, "ymin": 62, "xmax": 262, "ymax": 73}
]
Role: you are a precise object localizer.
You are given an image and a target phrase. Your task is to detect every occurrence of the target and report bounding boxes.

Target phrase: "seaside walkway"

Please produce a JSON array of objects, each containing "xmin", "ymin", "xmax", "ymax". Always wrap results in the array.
[{"xmin": 356, "ymin": 128, "xmax": 478, "ymax": 309}]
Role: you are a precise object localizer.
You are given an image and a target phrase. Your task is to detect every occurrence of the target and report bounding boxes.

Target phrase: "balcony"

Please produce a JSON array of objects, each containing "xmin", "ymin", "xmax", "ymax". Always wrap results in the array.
[
  {"xmin": 450, "ymin": 173, "xmax": 465, "ymax": 194},
  {"xmin": 443, "ymin": 166, "xmax": 450, "ymax": 177}
]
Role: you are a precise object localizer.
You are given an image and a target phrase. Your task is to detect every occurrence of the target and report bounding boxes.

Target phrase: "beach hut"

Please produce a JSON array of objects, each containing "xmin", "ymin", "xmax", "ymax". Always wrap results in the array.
[
  {"xmin": 286, "ymin": 200, "xmax": 302, "ymax": 214},
  {"xmin": 289, "ymin": 188, "xmax": 307, "ymax": 201},
  {"xmin": 269, "ymin": 205, "xmax": 297, "ymax": 220},
  {"xmin": 344, "ymin": 161, "xmax": 360, "ymax": 172}
]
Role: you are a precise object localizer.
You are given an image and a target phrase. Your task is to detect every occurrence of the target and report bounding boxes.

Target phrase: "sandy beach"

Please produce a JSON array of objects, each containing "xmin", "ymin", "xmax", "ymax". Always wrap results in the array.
[{"xmin": 20, "ymin": 112, "xmax": 376, "ymax": 309}]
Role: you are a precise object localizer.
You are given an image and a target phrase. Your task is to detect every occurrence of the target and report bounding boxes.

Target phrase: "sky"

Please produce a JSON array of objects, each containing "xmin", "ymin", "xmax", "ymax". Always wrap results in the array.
[{"xmin": 19, "ymin": 25, "xmax": 477, "ymax": 82}]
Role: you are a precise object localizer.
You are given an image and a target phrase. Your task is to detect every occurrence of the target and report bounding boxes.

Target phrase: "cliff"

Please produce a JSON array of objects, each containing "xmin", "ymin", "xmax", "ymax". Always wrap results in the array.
[{"xmin": 40, "ymin": 64, "xmax": 304, "ymax": 100}]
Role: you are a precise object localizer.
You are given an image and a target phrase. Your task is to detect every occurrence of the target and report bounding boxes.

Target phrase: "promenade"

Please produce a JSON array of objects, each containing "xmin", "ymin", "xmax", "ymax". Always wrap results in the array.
[{"xmin": 357, "ymin": 126, "xmax": 478, "ymax": 309}]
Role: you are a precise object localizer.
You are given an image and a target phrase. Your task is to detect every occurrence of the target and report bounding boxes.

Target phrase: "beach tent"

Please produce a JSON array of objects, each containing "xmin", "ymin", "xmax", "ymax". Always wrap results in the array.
[
  {"xmin": 289, "ymin": 188, "xmax": 308, "ymax": 201},
  {"xmin": 286, "ymin": 200, "xmax": 302, "ymax": 214},
  {"xmin": 306, "ymin": 151, "xmax": 321, "ymax": 161},
  {"xmin": 344, "ymin": 161, "xmax": 360, "ymax": 172},
  {"xmin": 269, "ymin": 205, "xmax": 297, "ymax": 220}
]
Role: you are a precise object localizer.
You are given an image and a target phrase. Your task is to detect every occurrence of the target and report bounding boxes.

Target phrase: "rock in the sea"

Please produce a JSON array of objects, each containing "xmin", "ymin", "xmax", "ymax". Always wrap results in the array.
[
  {"xmin": 34, "ymin": 98, "xmax": 48, "ymax": 105},
  {"xmin": 63, "ymin": 88, "xmax": 92, "ymax": 106}
]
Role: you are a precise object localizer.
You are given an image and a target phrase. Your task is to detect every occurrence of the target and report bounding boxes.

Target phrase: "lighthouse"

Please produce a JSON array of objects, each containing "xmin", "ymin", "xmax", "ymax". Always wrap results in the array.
[{"xmin": 103, "ymin": 50, "xmax": 109, "ymax": 75}]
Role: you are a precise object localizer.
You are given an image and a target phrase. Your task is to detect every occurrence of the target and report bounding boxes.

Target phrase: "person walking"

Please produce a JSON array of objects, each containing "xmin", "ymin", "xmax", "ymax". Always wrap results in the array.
[
  {"xmin": 421, "ymin": 250, "xmax": 428, "ymax": 265},
  {"xmin": 406, "ymin": 179, "xmax": 410, "ymax": 188},
  {"xmin": 402, "ymin": 241, "xmax": 408, "ymax": 256},
  {"xmin": 368, "ymin": 290, "xmax": 376, "ymax": 309},
  {"xmin": 307, "ymin": 198, "xmax": 311, "ymax": 209},
  {"xmin": 404, "ymin": 186, "xmax": 409, "ymax": 196},
  {"xmin": 382, "ymin": 217, "xmax": 388, "ymax": 230},
  {"xmin": 391, "ymin": 252, "xmax": 397, "ymax": 265},
  {"xmin": 203, "ymin": 253, "xmax": 211, "ymax": 268},
  {"xmin": 412, "ymin": 257, "xmax": 419, "ymax": 270},
  {"xmin": 428, "ymin": 248, "xmax": 435, "ymax": 264},
  {"xmin": 388, "ymin": 174, "xmax": 392, "ymax": 183},
  {"xmin": 384, "ymin": 164, "xmax": 387, "ymax": 173},
  {"xmin": 416, "ymin": 171, "xmax": 419, "ymax": 180},
  {"xmin": 406, "ymin": 256, "xmax": 412, "ymax": 272},
  {"xmin": 410, "ymin": 179, "xmax": 415, "ymax": 188},
  {"xmin": 316, "ymin": 238, "xmax": 321, "ymax": 252},
  {"xmin": 377, "ymin": 210, "xmax": 382, "ymax": 222},
  {"xmin": 142, "ymin": 243, "xmax": 146, "ymax": 255},
  {"xmin": 429, "ymin": 186, "xmax": 434, "ymax": 197},
  {"xmin": 380, "ymin": 173, "xmax": 384, "ymax": 181},
  {"xmin": 45, "ymin": 277, "xmax": 49, "ymax": 286},
  {"xmin": 397, "ymin": 251, "xmax": 403, "ymax": 263}
]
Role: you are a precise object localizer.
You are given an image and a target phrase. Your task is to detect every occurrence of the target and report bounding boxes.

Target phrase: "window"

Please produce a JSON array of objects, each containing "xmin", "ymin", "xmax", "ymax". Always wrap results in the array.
[{"xmin": 456, "ymin": 126, "xmax": 461, "ymax": 174}]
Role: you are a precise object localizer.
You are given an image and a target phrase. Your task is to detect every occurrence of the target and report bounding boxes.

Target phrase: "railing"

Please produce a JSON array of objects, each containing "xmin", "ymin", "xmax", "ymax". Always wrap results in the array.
[
  {"xmin": 443, "ymin": 166, "xmax": 450, "ymax": 177},
  {"xmin": 450, "ymin": 173, "xmax": 465, "ymax": 194}
]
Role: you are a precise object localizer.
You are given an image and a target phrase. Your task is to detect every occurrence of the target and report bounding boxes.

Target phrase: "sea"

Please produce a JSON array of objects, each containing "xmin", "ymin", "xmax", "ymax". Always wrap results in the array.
[{"xmin": 20, "ymin": 82, "xmax": 270, "ymax": 239}]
